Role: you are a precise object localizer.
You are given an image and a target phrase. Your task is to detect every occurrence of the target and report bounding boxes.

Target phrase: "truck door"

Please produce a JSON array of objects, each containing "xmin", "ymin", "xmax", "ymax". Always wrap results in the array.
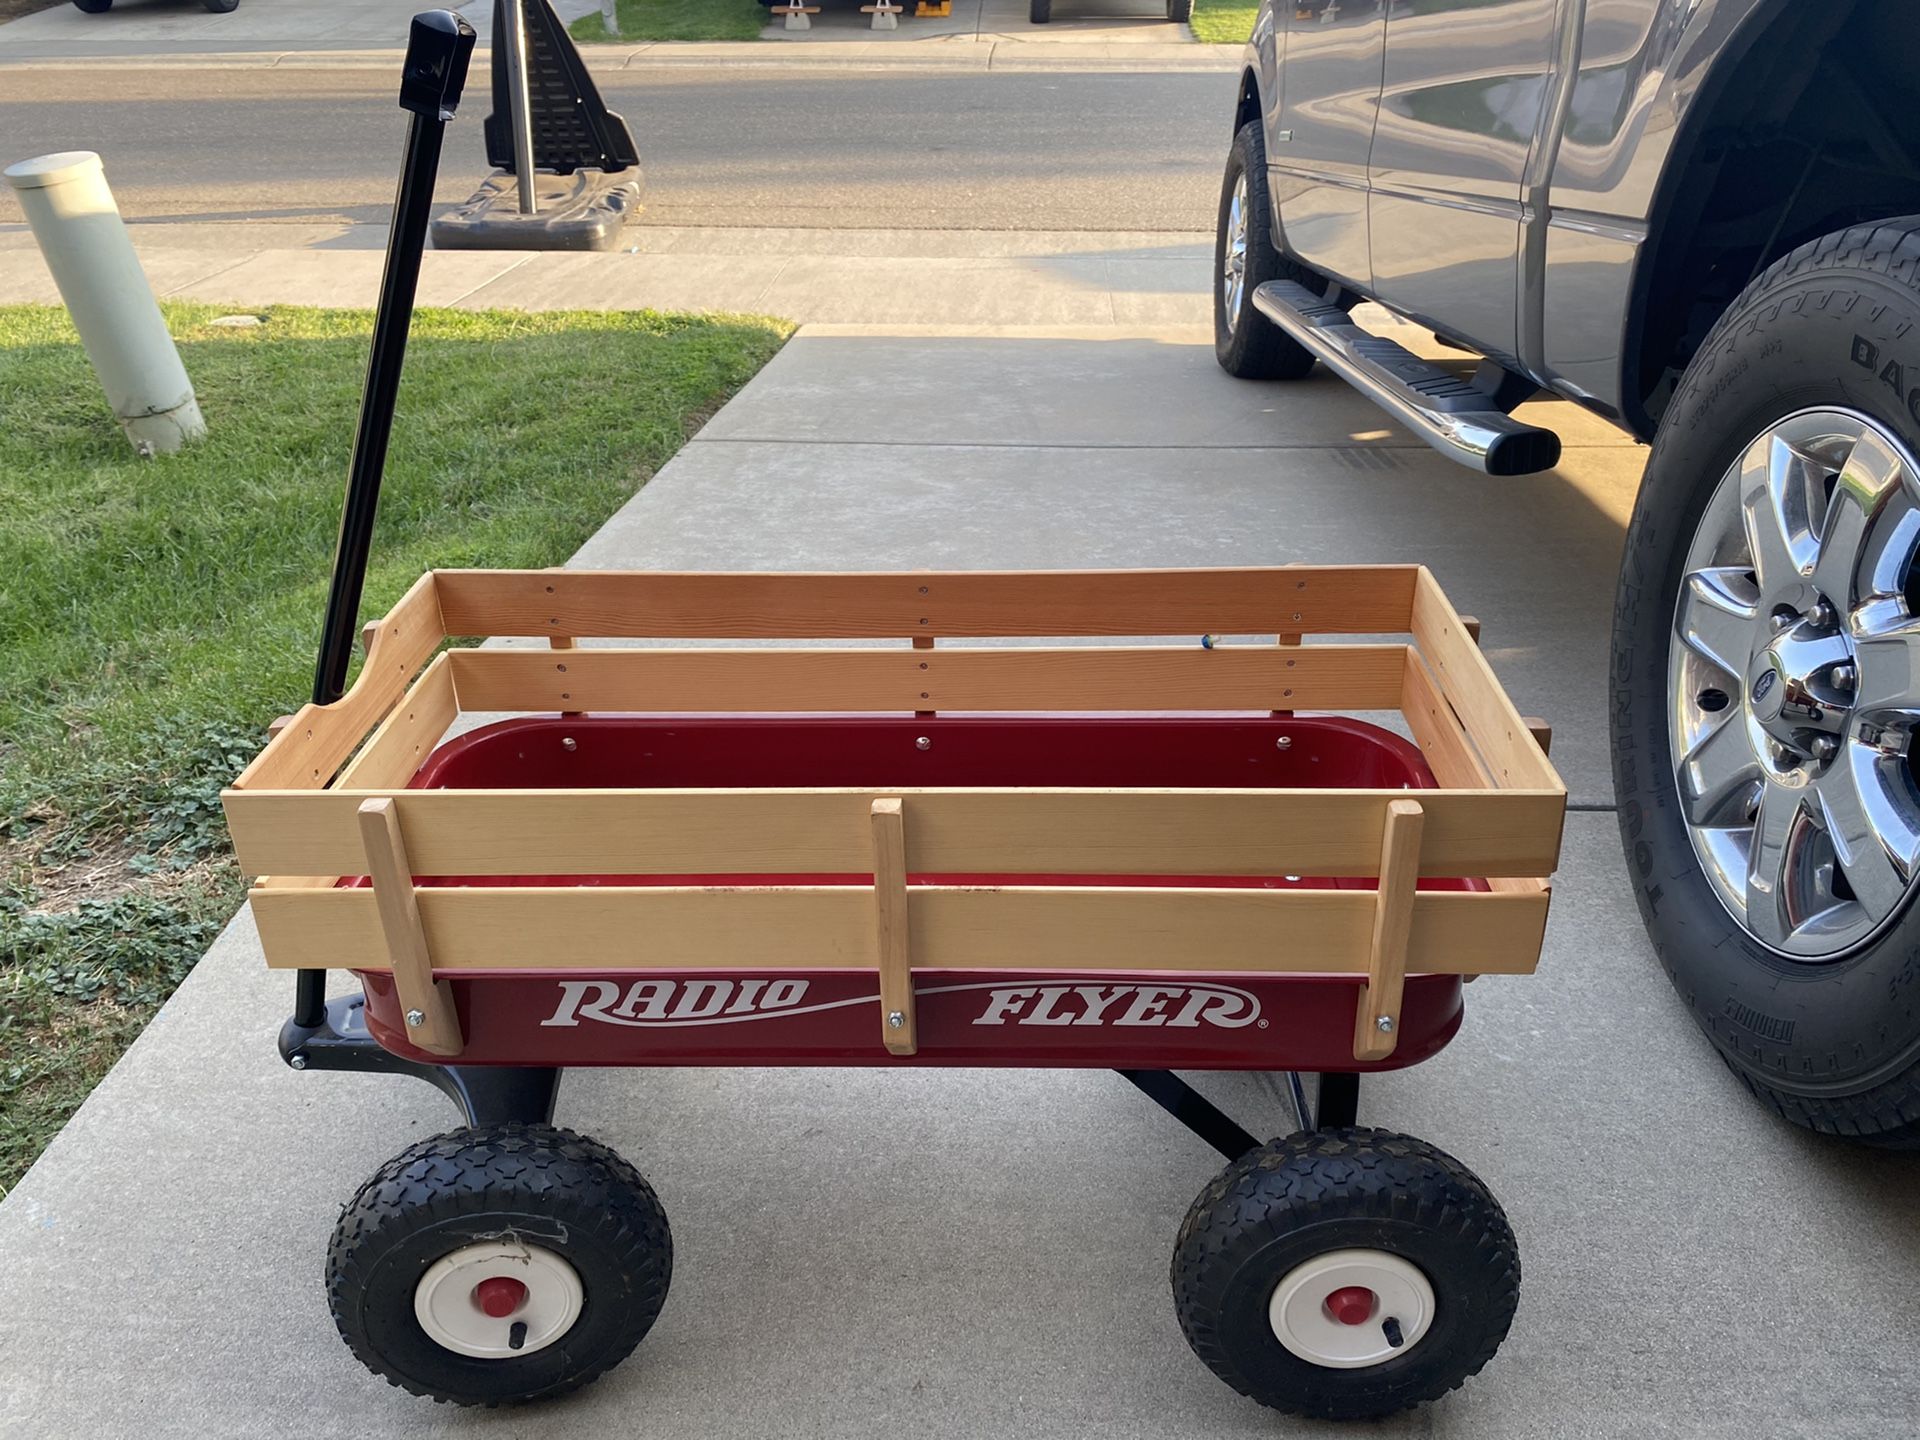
[
  {"xmin": 1366, "ymin": 0, "xmax": 1561, "ymax": 363},
  {"xmin": 1268, "ymin": 0, "xmax": 1388, "ymax": 293}
]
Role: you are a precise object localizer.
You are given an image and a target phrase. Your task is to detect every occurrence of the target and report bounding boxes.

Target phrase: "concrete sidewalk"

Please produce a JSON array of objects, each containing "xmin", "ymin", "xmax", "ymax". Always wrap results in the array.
[
  {"xmin": 3, "ymin": 319, "xmax": 1918, "ymax": 1438},
  {"xmin": 0, "ymin": 224, "xmax": 1220, "ymax": 329}
]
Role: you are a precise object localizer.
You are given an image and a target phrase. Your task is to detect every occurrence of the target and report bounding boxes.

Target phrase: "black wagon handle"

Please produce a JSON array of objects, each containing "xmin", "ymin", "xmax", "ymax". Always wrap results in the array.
[
  {"xmin": 311, "ymin": 9, "xmax": 476, "ymax": 708},
  {"xmin": 298, "ymin": 10, "xmax": 475, "ymax": 1030}
]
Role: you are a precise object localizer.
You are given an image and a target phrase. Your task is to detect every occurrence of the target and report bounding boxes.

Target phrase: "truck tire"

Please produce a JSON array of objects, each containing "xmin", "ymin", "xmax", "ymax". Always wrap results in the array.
[
  {"xmin": 1214, "ymin": 122, "xmax": 1323, "ymax": 382},
  {"xmin": 1030, "ymin": 0, "xmax": 1051, "ymax": 21},
  {"xmin": 1613, "ymin": 218, "xmax": 1920, "ymax": 1146},
  {"xmin": 1166, "ymin": 0, "xmax": 1193, "ymax": 21},
  {"xmin": 71, "ymin": 0, "xmax": 112, "ymax": 11}
]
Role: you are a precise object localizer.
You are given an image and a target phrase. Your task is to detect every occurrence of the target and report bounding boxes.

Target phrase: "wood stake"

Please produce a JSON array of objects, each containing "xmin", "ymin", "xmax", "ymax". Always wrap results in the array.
[
  {"xmin": 357, "ymin": 798, "xmax": 463, "ymax": 1057},
  {"xmin": 1353, "ymin": 798, "xmax": 1424, "ymax": 1061},
  {"xmin": 870, "ymin": 798, "xmax": 915, "ymax": 1055}
]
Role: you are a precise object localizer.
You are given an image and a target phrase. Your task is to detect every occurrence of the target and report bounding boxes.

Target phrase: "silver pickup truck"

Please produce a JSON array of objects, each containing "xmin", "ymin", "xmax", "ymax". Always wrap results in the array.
[{"xmin": 1215, "ymin": 0, "xmax": 1920, "ymax": 1147}]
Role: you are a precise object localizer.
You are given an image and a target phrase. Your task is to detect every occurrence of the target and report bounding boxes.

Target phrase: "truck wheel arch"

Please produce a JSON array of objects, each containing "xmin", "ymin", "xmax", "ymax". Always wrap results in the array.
[{"xmin": 1626, "ymin": 0, "xmax": 1920, "ymax": 439}]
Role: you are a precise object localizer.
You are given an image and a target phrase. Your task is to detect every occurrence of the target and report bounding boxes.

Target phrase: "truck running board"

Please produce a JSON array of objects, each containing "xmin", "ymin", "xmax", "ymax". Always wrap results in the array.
[{"xmin": 1250, "ymin": 280, "xmax": 1562, "ymax": 476}]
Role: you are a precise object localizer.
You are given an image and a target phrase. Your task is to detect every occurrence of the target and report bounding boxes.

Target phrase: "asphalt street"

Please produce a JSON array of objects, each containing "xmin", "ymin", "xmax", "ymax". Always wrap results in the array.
[{"xmin": 0, "ymin": 66, "xmax": 1227, "ymax": 231}]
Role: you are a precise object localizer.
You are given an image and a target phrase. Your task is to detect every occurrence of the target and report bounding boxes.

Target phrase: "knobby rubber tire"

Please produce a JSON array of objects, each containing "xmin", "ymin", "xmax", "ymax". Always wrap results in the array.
[
  {"xmin": 1030, "ymin": 0, "xmax": 1052, "ymax": 21},
  {"xmin": 1613, "ymin": 218, "xmax": 1920, "ymax": 1147},
  {"xmin": 1171, "ymin": 1127, "xmax": 1519, "ymax": 1421},
  {"xmin": 328, "ymin": 1123, "xmax": 672, "ymax": 1405}
]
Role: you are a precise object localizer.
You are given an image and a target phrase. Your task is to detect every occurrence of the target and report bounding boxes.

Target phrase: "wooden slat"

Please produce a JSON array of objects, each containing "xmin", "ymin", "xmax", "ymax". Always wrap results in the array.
[
  {"xmin": 1401, "ymin": 649, "xmax": 1492, "ymax": 789},
  {"xmin": 870, "ymin": 799, "xmax": 915, "ymax": 1055},
  {"xmin": 445, "ymin": 643, "xmax": 1407, "ymax": 716},
  {"xmin": 1353, "ymin": 799, "xmax": 1423, "ymax": 1061},
  {"xmin": 251, "ymin": 883, "xmax": 1550, "ymax": 977},
  {"xmin": 336, "ymin": 652, "xmax": 458, "ymax": 790},
  {"xmin": 356, "ymin": 799, "xmax": 463, "ymax": 1057},
  {"xmin": 224, "ymin": 786, "xmax": 1566, "ymax": 881},
  {"xmin": 431, "ymin": 566, "xmax": 1421, "ymax": 641},
  {"xmin": 1410, "ymin": 569, "xmax": 1561, "ymax": 792},
  {"xmin": 233, "ymin": 572, "xmax": 445, "ymax": 791}
]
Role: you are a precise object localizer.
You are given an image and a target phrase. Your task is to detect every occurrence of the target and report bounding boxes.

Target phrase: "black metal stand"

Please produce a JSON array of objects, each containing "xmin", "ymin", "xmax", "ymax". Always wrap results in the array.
[
  {"xmin": 1119, "ymin": 1069, "xmax": 1361, "ymax": 1160},
  {"xmin": 431, "ymin": 0, "xmax": 642, "ymax": 252}
]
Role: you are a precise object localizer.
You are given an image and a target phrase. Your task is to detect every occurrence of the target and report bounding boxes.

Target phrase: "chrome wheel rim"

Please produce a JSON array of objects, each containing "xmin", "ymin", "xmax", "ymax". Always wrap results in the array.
[
  {"xmin": 1668, "ymin": 407, "xmax": 1920, "ymax": 959},
  {"xmin": 1222, "ymin": 170, "xmax": 1249, "ymax": 330}
]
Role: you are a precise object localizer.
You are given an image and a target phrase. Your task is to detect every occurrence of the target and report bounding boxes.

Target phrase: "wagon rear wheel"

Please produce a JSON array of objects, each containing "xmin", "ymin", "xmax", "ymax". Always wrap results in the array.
[
  {"xmin": 328, "ymin": 1123, "xmax": 671, "ymax": 1405},
  {"xmin": 1170, "ymin": 1127, "xmax": 1518, "ymax": 1421}
]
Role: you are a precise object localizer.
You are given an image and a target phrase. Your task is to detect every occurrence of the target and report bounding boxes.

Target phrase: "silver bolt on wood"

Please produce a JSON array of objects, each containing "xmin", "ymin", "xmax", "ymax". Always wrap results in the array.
[
  {"xmin": 406, "ymin": 1009, "xmax": 426, "ymax": 1028},
  {"xmin": 887, "ymin": 1011, "xmax": 905, "ymax": 1029}
]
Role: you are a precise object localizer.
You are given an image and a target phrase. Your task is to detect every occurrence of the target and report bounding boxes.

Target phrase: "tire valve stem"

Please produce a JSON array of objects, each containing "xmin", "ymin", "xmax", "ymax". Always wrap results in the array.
[
  {"xmin": 1382, "ymin": 1316, "xmax": 1404, "ymax": 1349},
  {"xmin": 508, "ymin": 1321, "xmax": 528, "ymax": 1352}
]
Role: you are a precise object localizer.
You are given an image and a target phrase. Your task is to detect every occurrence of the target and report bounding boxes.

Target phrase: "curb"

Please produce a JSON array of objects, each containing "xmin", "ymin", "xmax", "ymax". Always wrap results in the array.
[{"xmin": 0, "ymin": 38, "xmax": 1243, "ymax": 73}]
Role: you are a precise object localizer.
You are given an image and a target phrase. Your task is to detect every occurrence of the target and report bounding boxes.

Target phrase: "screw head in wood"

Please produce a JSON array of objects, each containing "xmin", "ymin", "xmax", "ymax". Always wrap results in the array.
[
  {"xmin": 887, "ymin": 1011, "xmax": 905, "ymax": 1028},
  {"xmin": 1375, "ymin": 1015, "xmax": 1394, "ymax": 1033},
  {"xmin": 406, "ymin": 1009, "xmax": 426, "ymax": 1028}
]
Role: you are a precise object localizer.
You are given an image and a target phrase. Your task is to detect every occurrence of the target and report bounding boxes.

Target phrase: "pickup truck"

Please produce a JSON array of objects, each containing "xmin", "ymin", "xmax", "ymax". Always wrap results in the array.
[{"xmin": 1215, "ymin": 0, "xmax": 1920, "ymax": 1148}]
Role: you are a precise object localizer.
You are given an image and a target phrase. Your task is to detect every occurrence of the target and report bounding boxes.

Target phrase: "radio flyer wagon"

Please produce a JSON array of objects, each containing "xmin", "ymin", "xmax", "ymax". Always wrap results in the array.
[{"xmin": 223, "ymin": 14, "xmax": 1565, "ymax": 1423}]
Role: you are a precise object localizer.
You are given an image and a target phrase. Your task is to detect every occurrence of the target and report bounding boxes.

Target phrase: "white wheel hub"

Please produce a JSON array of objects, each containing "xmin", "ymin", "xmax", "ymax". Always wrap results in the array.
[
  {"xmin": 1267, "ymin": 1249, "xmax": 1436, "ymax": 1369},
  {"xmin": 414, "ymin": 1240, "xmax": 584, "ymax": 1359}
]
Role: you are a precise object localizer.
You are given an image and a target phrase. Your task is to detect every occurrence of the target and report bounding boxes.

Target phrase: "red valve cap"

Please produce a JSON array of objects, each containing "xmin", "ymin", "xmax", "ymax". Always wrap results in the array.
[
  {"xmin": 1322, "ymin": 1286, "xmax": 1376, "ymax": 1326},
  {"xmin": 473, "ymin": 1276, "xmax": 528, "ymax": 1319}
]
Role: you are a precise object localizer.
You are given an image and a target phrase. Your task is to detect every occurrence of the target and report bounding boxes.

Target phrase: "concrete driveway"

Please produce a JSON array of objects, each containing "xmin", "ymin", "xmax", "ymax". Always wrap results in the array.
[{"xmin": 4, "ymin": 320, "xmax": 1918, "ymax": 1439}]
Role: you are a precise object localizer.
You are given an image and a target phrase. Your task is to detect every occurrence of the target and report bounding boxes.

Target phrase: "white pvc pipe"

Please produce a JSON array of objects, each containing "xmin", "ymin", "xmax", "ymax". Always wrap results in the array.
[{"xmin": 4, "ymin": 150, "xmax": 205, "ymax": 455}]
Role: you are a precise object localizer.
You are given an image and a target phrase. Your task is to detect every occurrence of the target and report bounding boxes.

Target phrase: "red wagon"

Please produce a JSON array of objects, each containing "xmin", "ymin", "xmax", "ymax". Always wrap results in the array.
[{"xmin": 225, "ymin": 16, "xmax": 1565, "ymax": 1423}]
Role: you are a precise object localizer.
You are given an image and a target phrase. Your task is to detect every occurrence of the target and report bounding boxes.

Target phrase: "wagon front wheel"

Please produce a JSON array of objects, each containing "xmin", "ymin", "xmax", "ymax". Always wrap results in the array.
[
  {"xmin": 1170, "ymin": 1127, "xmax": 1518, "ymax": 1421},
  {"xmin": 327, "ymin": 1123, "xmax": 672, "ymax": 1405}
]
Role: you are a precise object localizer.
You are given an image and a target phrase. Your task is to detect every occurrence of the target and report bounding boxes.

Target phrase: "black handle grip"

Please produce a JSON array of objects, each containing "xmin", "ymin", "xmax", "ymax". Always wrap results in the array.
[{"xmin": 400, "ymin": 9, "xmax": 478, "ymax": 120}]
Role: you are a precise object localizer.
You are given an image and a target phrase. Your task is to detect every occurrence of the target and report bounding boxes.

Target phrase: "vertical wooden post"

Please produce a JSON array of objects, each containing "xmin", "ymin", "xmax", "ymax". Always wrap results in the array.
[
  {"xmin": 870, "ymin": 797, "xmax": 916, "ymax": 1056},
  {"xmin": 357, "ymin": 797, "xmax": 464, "ymax": 1057},
  {"xmin": 1353, "ymin": 798, "xmax": 1424, "ymax": 1062}
]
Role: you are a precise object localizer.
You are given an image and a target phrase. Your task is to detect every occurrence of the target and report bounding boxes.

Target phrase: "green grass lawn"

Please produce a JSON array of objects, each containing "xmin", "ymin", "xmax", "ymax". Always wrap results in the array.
[
  {"xmin": 569, "ymin": 0, "xmax": 767, "ymax": 43},
  {"xmin": 0, "ymin": 302, "xmax": 790, "ymax": 1196},
  {"xmin": 1189, "ymin": 0, "xmax": 1256, "ymax": 44}
]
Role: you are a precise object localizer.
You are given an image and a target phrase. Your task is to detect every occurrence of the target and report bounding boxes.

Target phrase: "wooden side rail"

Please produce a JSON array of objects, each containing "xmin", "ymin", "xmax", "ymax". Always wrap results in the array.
[
  {"xmin": 444, "ymin": 643, "xmax": 1410, "ymax": 716},
  {"xmin": 226, "ymin": 787, "xmax": 1563, "ymax": 882},
  {"xmin": 432, "ymin": 565, "xmax": 1424, "ymax": 642},
  {"xmin": 234, "ymin": 571, "xmax": 444, "ymax": 792},
  {"xmin": 250, "ymin": 880, "xmax": 1552, "ymax": 979}
]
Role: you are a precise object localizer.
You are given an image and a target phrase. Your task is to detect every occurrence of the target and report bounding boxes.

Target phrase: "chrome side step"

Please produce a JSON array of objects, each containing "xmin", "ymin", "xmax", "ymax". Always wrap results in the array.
[{"xmin": 1250, "ymin": 280, "xmax": 1561, "ymax": 476}]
